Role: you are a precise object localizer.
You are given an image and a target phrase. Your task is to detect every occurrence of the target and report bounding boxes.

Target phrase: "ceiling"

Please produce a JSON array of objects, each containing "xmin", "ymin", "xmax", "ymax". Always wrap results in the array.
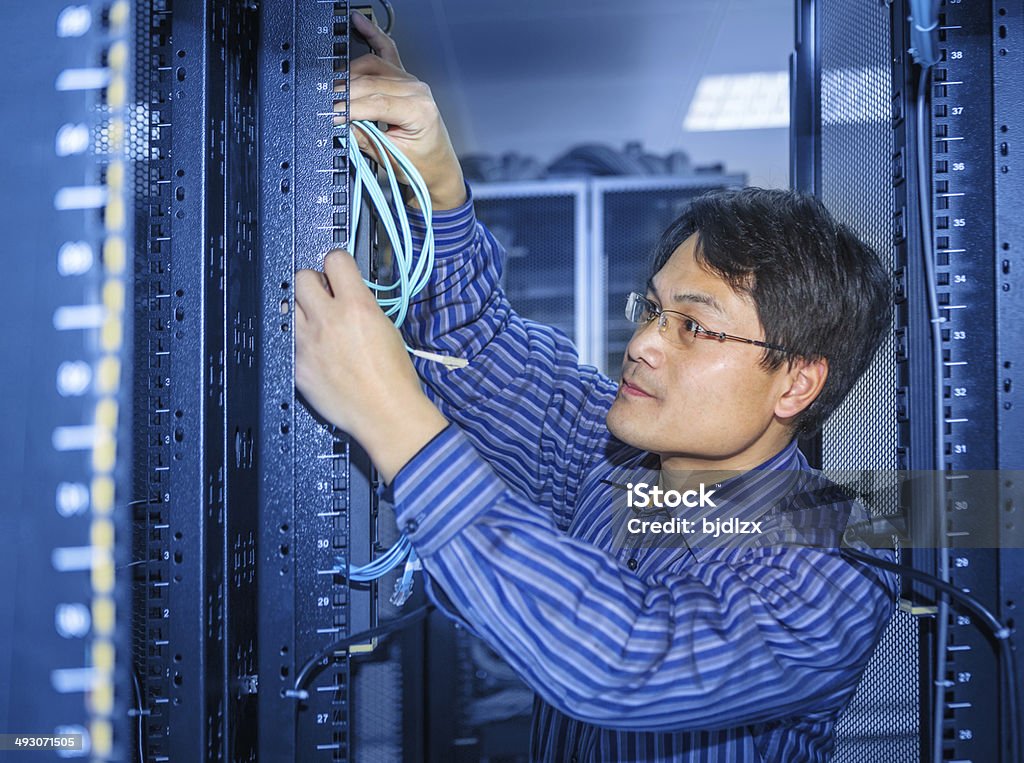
[{"xmin": 388, "ymin": 0, "xmax": 795, "ymax": 188}]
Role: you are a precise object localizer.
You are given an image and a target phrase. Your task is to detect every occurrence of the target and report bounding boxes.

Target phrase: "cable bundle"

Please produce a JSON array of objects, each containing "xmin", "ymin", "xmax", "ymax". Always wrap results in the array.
[
  {"xmin": 344, "ymin": 535, "xmax": 412, "ymax": 583},
  {"xmin": 341, "ymin": 120, "xmax": 461, "ymax": 593},
  {"xmin": 346, "ymin": 119, "xmax": 433, "ymax": 329}
]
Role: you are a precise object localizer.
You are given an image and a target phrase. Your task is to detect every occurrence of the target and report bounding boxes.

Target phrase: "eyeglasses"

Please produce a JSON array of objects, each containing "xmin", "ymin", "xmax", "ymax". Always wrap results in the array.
[{"xmin": 624, "ymin": 291, "xmax": 793, "ymax": 354}]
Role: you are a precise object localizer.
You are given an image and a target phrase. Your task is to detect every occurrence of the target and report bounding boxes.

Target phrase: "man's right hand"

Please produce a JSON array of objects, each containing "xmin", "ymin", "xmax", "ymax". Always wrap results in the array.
[{"xmin": 338, "ymin": 12, "xmax": 467, "ymax": 211}]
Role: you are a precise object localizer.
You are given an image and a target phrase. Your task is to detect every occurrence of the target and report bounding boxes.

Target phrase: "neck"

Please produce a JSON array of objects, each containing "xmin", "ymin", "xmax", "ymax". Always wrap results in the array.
[{"xmin": 658, "ymin": 435, "xmax": 794, "ymax": 493}]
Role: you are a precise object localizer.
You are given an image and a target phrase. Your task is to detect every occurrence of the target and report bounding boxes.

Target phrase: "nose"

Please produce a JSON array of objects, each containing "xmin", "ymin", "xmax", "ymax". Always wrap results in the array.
[{"xmin": 624, "ymin": 317, "xmax": 664, "ymax": 370}]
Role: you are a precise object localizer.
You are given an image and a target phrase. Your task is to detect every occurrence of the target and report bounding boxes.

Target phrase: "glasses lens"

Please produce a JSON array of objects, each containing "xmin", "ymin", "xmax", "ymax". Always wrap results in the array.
[
  {"xmin": 625, "ymin": 292, "xmax": 652, "ymax": 323},
  {"xmin": 660, "ymin": 313, "xmax": 690, "ymax": 347}
]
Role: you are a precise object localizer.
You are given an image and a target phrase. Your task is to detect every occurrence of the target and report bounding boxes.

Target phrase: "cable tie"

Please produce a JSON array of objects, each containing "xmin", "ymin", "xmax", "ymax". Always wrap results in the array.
[{"xmin": 409, "ymin": 348, "xmax": 468, "ymax": 369}]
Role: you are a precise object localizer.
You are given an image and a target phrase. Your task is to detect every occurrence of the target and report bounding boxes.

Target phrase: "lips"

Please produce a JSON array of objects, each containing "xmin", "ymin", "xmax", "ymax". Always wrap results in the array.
[{"xmin": 620, "ymin": 378, "xmax": 654, "ymax": 398}]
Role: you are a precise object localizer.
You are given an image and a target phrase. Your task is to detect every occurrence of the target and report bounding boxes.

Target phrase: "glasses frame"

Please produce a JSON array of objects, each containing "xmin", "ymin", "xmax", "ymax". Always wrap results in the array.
[{"xmin": 625, "ymin": 291, "xmax": 794, "ymax": 355}]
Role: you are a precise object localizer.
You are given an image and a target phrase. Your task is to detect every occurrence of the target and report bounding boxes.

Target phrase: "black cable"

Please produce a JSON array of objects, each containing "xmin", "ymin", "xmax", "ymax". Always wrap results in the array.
[
  {"xmin": 372, "ymin": 0, "xmax": 394, "ymax": 34},
  {"xmin": 843, "ymin": 547, "xmax": 1007, "ymax": 635},
  {"xmin": 998, "ymin": 637, "xmax": 1021, "ymax": 763},
  {"xmin": 841, "ymin": 547, "xmax": 1019, "ymax": 762},
  {"xmin": 289, "ymin": 603, "xmax": 434, "ymax": 698}
]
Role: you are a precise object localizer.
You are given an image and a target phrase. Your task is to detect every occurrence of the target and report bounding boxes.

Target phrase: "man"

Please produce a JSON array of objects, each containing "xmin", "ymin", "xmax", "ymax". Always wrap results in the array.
[{"xmin": 294, "ymin": 12, "xmax": 897, "ymax": 762}]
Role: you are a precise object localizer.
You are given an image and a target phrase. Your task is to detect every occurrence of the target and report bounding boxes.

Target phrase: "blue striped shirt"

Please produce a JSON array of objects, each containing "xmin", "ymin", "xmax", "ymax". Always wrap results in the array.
[{"xmin": 389, "ymin": 191, "xmax": 897, "ymax": 762}]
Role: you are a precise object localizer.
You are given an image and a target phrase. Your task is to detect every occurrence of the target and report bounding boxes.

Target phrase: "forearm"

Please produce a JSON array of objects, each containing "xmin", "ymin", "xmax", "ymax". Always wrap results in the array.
[
  {"xmin": 357, "ymin": 399, "xmax": 449, "ymax": 486},
  {"xmin": 402, "ymin": 190, "xmax": 510, "ymax": 360}
]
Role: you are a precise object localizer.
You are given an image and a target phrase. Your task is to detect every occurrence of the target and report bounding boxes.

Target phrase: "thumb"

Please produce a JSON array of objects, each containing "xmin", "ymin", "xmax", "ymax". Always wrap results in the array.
[{"xmin": 322, "ymin": 249, "xmax": 369, "ymax": 302}]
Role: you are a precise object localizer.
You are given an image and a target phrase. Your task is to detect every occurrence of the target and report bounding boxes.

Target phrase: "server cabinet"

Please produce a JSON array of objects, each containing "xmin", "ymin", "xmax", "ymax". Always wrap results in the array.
[
  {"xmin": 794, "ymin": 1, "xmax": 1024, "ymax": 760},
  {"xmin": 126, "ymin": 1, "xmax": 395, "ymax": 759},
  {"xmin": 474, "ymin": 181, "xmax": 590, "ymax": 362},
  {"xmin": 592, "ymin": 175, "xmax": 746, "ymax": 375},
  {"xmin": 1, "ymin": 2, "xmax": 136, "ymax": 759}
]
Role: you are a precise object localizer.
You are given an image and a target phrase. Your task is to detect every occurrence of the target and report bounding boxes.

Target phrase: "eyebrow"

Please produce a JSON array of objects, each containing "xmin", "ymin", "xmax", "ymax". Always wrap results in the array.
[{"xmin": 646, "ymin": 277, "xmax": 727, "ymax": 317}]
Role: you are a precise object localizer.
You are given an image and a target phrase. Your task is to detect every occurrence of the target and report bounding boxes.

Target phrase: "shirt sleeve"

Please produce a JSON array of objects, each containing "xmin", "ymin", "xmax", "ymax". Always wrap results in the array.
[
  {"xmin": 391, "ymin": 425, "xmax": 897, "ymax": 732},
  {"xmin": 401, "ymin": 189, "xmax": 618, "ymax": 531}
]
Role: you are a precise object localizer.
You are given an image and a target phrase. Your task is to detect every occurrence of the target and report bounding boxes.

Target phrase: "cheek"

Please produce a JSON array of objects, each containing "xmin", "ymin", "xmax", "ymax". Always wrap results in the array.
[
  {"xmin": 674, "ymin": 355, "xmax": 730, "ymax": 397},
  {"xmin": 677, "ymin": 356, "xmax": 769, "ymax": 414},
  {"xmin": 722, "ymin": 366, "xmax": 780, "ymax": 415}
]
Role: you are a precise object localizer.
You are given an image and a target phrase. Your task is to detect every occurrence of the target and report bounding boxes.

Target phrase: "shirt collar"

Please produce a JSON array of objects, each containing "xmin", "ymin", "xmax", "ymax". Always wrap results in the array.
[{"xmin": 602, "ymin": 438, "xmax": 810, "ymax": 524}]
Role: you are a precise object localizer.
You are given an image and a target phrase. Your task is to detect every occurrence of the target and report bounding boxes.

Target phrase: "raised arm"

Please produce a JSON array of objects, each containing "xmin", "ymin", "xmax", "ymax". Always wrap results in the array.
[{"xmin": 336, "ymin": 14, "xmax": 616, "ymax": 524}]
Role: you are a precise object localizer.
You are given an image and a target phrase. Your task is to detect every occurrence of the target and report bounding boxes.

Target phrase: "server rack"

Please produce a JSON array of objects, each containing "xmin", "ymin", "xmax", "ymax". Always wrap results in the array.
[
  {"xmin": 474, "ymin": 181, "xmax": 591, "ymax": 361},
  {"xmin": 124, "ymin": 1, "xmax": 400, "ymax": 759},
  {"xmin": 2, "ymin": 3, "xmax": 426, "ymax": 760},
  {"xmin": 1, "ymin": 2, "xmax": 136, "ymax": 759},
  {"xmin": 591, "ymin": 175, "xmax": 747, "ymax": 375},
  {"xmin": 794, "ymin": 1, "xmax": 1024, "ymax": 760}
]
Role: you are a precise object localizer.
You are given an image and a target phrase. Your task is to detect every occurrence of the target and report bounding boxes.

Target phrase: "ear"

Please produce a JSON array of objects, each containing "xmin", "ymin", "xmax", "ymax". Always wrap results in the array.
[{"xmin": 774, "ymin": 357, "xmax": 828, "ymax": 422}]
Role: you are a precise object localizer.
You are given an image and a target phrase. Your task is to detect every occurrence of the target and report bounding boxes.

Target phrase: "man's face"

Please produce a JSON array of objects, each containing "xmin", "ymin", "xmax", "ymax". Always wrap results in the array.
[{"xmin": 606, "ymin": 234, "xmax": 796, "ymax": 471}]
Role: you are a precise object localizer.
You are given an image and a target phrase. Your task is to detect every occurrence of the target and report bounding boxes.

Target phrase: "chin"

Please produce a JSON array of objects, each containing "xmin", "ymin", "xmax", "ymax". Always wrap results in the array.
[{"xmin": 606, "ymin": 400, "xmax": 647, "ymax": 450}]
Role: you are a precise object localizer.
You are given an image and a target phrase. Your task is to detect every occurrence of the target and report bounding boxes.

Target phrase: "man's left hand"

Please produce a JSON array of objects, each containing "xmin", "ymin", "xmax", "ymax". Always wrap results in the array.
[{"xmin": 294, "ymin": 250, "xmax": 448, "ymax": 483}]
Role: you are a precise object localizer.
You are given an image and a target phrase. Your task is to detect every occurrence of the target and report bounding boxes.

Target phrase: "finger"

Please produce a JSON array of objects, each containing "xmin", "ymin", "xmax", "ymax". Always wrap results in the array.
[
  {"xmin": 350, "ymin": 52, "xmax": 409, "ymax": 80},
  {"xmin": 293, "ymin": 291, "xmax": 308, "ymax": 324},
  {"xmin": 326, "ymin": 111, "xmax": 389, "ymax": 167},
  {"xmin": 322, "ymin": 250, "xmax": 370, "ymax": 303},
  {"xmin": 351, "ymin": 11, "xmax": 403, "ymax": 69},
  {"xmin": 347, "ymin": 92, "xmax": 425, "ymax": 130},
  {"xmin": 352, "ymin": 132, "xmax": 387, "ymax": 167},
  {"xmin": 293, "ymin": 298, "xmax": 311, "ymax": 359},
  {"xmin": 337, "ymin": 72, "xmax": 414, "ymax": 101},
  {"xmin": 348, "ymin": 74, "xmax": 426, "ymax": 102},
  {"xmin": 336, "ymin": 75, "xmax": 427, "ymax": 129},
  {"xmin": 294, "ymin": 268, "xmax": 333, "ymax": 318}
]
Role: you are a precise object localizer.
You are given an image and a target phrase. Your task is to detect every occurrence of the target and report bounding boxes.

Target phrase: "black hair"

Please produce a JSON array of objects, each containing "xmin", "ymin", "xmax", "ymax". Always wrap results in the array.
[{"xmin": 650, "ymin": 187, "xmax": 893, "ymax": 436}]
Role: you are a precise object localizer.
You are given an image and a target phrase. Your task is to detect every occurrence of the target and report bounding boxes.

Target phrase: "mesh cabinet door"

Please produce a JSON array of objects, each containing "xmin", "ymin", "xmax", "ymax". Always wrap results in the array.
[
  {"xmin": 796, "ymin": 0, "xmax": 920, "ymax": 759},
  {"xmin": 475, "ymin": 181, "xmax": 593, "ymax": 364}
]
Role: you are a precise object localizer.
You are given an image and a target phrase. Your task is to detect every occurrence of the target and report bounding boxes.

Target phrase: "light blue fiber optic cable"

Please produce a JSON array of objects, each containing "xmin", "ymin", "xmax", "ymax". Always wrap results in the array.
[{"xmin": 341, "ymin": 121, "xmax": 460, "ymax": 592}]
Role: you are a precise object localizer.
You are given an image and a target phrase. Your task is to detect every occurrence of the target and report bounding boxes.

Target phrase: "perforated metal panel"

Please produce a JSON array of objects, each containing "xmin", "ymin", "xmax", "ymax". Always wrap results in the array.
[
  {"xmin": 819, "ymin": 0, "xmax": 899, "ymax": 476},
  {"xmin": 475, "ymin": 182, "xmax": 587, "ymax": 351},
  {"xmin": 815, "ymin": 1, "xmax": 920, "ymax": 760}
]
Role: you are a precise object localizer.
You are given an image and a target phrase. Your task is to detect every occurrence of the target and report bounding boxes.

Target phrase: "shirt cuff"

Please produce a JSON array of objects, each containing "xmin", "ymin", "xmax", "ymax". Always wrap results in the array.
[
  {"xmin": 407, "ymin": 183, "xmax": 477, "ymax": 258},
  {"xmin": 390, "ymin": 423, "xmax": 506, "ymax": 557}
]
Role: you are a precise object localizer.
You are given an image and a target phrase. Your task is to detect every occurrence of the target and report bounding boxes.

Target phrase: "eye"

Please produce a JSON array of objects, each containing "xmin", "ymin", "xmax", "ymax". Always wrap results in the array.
[
  {"xmin": 681, "ymin": 315, "xmax": 702, "ymax": 334},
  {"xmin": 642, "ymin": 296, "xmax": 660, "ymax": 322}
]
